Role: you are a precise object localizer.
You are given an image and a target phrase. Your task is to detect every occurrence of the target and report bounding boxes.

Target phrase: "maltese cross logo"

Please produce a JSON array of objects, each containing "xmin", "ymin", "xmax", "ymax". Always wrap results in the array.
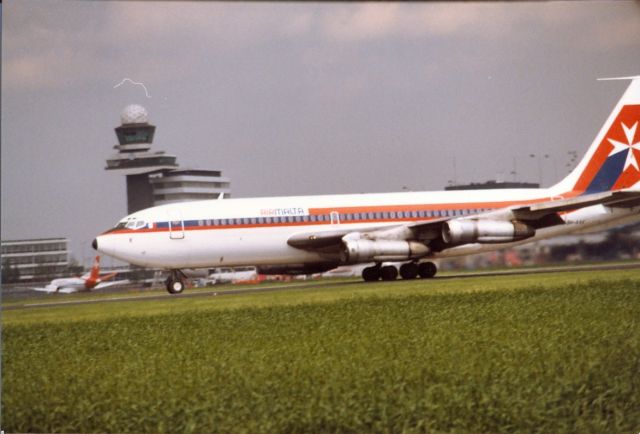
[{"xmin": 608, "ymin": 121, "xmax": 640, "ymax": 171}]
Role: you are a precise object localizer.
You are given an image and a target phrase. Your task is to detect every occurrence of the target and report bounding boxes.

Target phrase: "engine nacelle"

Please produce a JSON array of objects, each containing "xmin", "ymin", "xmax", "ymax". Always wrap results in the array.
[
  {"xmin": 442, "ymin": 219, "xmax": 535, "ymax": 245},
  {"xmin": 342, "ymin": 239, "xmax": 429, "ymax": 264}
]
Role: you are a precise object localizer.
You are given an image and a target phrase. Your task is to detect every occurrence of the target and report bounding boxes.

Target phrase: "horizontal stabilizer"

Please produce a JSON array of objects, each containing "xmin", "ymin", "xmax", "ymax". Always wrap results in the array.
[{"xmin": 597, "ymin": 75, "xmax": 640, "ymax": 81}]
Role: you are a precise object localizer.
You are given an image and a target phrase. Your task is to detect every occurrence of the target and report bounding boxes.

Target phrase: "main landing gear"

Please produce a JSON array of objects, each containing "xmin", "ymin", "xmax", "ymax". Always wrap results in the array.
[
  {"xmin": 165, "ymin": 269, "xmax": 188, "ymax": 294},
  {"xmin": 361, "ymin": 261, "xmax": 437, "ymax": 282}
]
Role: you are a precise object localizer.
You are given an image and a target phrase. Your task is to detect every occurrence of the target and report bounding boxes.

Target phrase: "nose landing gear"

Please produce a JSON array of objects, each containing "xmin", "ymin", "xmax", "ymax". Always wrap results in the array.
[{"xmin": 165, "ymin": 269, "xmax": 188, "ymax": 294}]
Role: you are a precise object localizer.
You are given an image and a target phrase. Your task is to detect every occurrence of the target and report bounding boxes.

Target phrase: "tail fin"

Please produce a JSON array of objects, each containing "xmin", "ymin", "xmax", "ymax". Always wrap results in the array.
[
  {"xmin": 88, "ymin": 256, "xmax": 101, "ymax": 281},
  {"xmin": 549, "ymin": 76, "xmax": 640, "ymax": 196}
]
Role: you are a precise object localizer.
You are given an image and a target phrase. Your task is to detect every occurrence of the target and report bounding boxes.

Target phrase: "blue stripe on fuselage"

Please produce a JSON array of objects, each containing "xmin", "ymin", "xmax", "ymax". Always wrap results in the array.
[{"xmin": 585, "ymin": 152, "xmax": 626, "ymax": 194}]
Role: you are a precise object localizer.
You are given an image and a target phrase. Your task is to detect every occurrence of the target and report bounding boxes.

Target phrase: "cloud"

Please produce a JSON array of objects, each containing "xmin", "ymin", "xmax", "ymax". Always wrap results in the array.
[
  {"xmin": 591, "ymin": 11, "xmax": 640, "ymax": 50},
  {"xmin": 322, "ymin": 3, "xmax": 402, "ymax": 41},
  {"xmin": 280, "ymin": 10, "xmax": 315, "ymax": 37},
  {"xmin": 3, "ymin": 2, "xmax": 285, "ymax": 93},
  {"xmin": 319, "ymin": 3, "xmax": 510, "ymax": 42},
  {"xmin": 4, "ymin": 1, "xmax": 638, "ymax": 96}
]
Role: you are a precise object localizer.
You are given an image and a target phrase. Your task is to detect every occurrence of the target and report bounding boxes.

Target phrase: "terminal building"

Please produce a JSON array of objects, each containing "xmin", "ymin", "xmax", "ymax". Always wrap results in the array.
[
  {"xmin": 150, "ymin": 169, "xmax": 230, "ymax": 206},
  {"xmin": 1, "ymin": 238, "xmax": 70, "ymax": 282},
  {"xmin": 106, "ymin": 104, "xmax": 231, "ymax": 213}
]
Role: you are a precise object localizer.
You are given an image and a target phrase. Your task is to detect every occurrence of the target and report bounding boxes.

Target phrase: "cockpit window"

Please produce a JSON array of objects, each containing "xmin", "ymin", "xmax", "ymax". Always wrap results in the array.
[{"xmin": 125, "ymin": 220, "xmax": 147, "ymax": 230}]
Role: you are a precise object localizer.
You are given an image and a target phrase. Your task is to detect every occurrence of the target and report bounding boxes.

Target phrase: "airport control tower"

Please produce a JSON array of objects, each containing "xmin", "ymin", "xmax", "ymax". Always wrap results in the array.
[{"xmin": 105, "ymin": 104, "xmax": 179, "ymax": 213}]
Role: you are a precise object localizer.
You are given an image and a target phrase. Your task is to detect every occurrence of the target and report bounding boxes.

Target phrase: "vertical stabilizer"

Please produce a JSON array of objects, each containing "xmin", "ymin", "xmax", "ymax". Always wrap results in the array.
[
  {"xmin": 549, "ymin": 77, "xmax": 640, "ymax": 196},
  {"xmin": 88, "ymin": 256, "xmax": 101, "ymax": 281}
]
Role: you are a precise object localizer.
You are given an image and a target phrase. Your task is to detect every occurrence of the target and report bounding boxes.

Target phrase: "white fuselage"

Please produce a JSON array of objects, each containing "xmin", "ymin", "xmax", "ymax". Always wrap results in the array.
[
  {"xmin": 95, "ymin": 187, "xmax": 639, "ymax": 270},
  {"xmin": 47, "ymin": 277, "xmax": 88, "ymax": 292}
]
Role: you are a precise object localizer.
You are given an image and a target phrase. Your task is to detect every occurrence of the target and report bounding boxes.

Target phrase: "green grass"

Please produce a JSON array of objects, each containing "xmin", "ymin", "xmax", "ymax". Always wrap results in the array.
[
  {"xmin": 5, "ymin": 268, "xmax": 639, "ymax": 325},
  {"xmin": 3, "ymin": 270, "xmax": 640, "ymax": 433}
]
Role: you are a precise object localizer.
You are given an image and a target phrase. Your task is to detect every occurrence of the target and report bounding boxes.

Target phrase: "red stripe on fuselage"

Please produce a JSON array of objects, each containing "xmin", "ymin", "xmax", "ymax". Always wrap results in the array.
[
  {"xmin": 307, "ymin": 197, "xmax": 558, "ymax": 215},
  {"xmin": 102, "ymin": 194, "xmax": 571, "ymax": 236}
]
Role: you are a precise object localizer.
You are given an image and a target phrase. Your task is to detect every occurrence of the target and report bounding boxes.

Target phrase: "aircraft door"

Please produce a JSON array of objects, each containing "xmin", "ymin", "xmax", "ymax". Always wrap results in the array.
[
  {"xmin": 330, "ymin": 211, "xmax": 340, "ymax": 225},
  {"xmin": 168, "ymin": 210, "xmax": 185, "ymax": 240}
]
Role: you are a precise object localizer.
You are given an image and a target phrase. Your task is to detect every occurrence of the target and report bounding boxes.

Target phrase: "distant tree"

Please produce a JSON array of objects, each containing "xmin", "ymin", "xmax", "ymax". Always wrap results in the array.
[
  {"xmin": 1, "ymin": 259, "xmax": 21, "ymax": 284},
  {"xmin": 66, "ymin": 256, "xmax": 84, "ymax": 276}
]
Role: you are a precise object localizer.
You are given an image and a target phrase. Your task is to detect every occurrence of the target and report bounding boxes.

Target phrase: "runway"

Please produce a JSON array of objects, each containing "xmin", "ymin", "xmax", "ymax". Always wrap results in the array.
[{"xmin": 4, "ymin": 261, "xmax": 639, "ymax": 311}]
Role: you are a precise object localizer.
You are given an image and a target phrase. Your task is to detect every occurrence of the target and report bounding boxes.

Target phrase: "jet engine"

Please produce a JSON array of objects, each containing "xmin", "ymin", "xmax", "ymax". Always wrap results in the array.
[
  {"xmin": 342, "ymin": 239, "xmax": 429, "ymax": 264},
  {"xmin": 442, "ymin": 219, "xmax": 535, "ymax": 245}
]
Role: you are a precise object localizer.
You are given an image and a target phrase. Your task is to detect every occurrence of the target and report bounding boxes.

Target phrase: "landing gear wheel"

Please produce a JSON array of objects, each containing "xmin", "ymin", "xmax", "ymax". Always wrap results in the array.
[
  {"xmin": 165, "ymin": 270, "xmax": 187, "ymax": 294},
  {"xmin": 418, "ymin": 262, "xmax": 437, "ymax": 279},
  {"xmin": 166, "ymin": 279, "xmax": 185, "ymax": 294},
  {"xmin": 380, "ymin": 265, "xmax": 398, "ymax": 281},
  {"xmin": 362, "ymin": 266, "xmax": 381, "ymax": 282},
  {"xmin": 399, "ymin": 263, "xmax": 419, "ymax": 279}
]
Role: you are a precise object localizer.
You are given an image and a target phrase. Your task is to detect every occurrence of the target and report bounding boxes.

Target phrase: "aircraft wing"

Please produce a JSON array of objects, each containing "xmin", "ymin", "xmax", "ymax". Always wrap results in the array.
[
  {"xmin": 31, "ymin": 286, "xmax": 58, "ymax": 293},
  {"xmin": 288, "ymin": 228, "xmax": 367, "ymax": 250},
  {"xmin": 287, "ymin": 218, "xmax": 449, "ymax": 251},
  {"xmin": 98, "ymin": 272, "xmax": 119, "ymax": 281},
  {"xmin": 55, "ymin": 280, "xmax": 129, "ymax": 293},
  {"xmin": 94, "ymin": 279, "xmax": 130, "ymax": 289},
  {"xmin": 287, "ymin": 187, "xmax": 640, "ymax": 253}
]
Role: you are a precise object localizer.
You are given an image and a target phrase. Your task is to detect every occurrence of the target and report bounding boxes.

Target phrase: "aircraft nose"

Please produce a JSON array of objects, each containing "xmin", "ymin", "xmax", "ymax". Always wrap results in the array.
[{"xmin": 92, "ymin": 238, "xmax": 98, "ymax": 250}]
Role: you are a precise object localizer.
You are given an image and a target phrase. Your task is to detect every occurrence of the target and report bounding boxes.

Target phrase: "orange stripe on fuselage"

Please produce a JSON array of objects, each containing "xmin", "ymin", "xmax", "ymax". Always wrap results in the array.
[
  {"xmin": 103, "ymin": 193, "xmax": 573, "ymax": 236},
  {"xmin": 307, "ymin": 196, "xmax": 558, "ymax": 215}
]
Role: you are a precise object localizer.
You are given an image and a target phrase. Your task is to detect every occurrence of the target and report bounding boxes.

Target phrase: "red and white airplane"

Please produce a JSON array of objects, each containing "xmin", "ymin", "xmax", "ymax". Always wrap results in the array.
[
  {"xmin": 94, "ymin": 77, "xmax": 640, "ymax": 294},
  {"xmin": 33, "ymin": 256, "xmax": 125, "ymax": 294}
]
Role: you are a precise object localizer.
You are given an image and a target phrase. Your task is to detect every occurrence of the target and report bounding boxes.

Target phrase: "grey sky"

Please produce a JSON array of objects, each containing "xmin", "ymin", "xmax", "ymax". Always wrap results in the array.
[{"xmin": 2, "ymin": 1, "xmax": 640, "ymax": 266}]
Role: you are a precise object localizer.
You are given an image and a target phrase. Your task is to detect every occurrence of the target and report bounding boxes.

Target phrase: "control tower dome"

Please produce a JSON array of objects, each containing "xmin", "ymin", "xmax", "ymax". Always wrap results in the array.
[
  {"xmin": 121, "ymin": 104, "xmax": 149, "ymax": 125},
  {"xmin": 112, "ymin": 104, "xmax": 157, "ymax": 153}
]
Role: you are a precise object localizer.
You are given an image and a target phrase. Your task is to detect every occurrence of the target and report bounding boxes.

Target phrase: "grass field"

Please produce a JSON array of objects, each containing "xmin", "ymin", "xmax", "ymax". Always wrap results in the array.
[{"xmin": 3, "ymin": 268, "xmax": 640, "ymax": 433}]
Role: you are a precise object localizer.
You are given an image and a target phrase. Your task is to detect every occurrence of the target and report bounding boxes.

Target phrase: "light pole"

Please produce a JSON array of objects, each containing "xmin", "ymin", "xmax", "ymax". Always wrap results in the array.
[
  {"xmin": 529, "ymin": 153, "xmax": 549, "ymax": 186},
  {"xmin": 565, "ymin": 150, "xmax": 578, "ymax": 174}
]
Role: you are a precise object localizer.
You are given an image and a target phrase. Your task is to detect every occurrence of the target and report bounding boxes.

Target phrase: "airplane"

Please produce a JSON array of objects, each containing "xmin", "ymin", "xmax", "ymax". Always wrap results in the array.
[
  {"xmin": 206, "ymin": 266, "xmax": 260, "ymax": 285},
  {"xmin": 32, "ymin": 256, "xmax": 127, "ymax": 293},
  {"xmin": 93, "ymin": 76, "xmax": 640, "ymax": 294}
]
